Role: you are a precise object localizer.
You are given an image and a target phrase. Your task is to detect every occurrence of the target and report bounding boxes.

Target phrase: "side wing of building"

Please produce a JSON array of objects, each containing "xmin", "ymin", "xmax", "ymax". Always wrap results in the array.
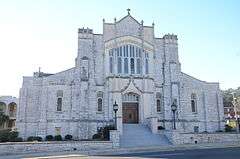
[
  {"xmin": 17, "ymin": 68, "xmax": 78, "ymax": 139},
  {"xmin": 179, "ymin": 73, "xmax": 224, "ymax": 132}
]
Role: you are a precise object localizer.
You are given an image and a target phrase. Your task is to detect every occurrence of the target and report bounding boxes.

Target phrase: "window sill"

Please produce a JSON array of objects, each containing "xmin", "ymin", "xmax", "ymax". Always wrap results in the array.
[{"xmin": 96, "ymin": 111, "xmax": 104, "ymax": 114}]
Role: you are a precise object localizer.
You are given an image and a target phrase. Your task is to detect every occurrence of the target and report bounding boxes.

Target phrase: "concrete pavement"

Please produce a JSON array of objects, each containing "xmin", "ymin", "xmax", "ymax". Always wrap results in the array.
[
  {"xmin": 0, "ymin": 142, "xmax": 240, "ymax": 159},
  {"xmin": 3, "ymin": 147, "xmax": 240, "ymax": 159}
]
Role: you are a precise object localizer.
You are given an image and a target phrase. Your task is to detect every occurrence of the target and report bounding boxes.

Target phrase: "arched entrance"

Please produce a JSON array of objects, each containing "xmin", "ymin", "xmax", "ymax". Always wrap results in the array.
[{"xmin": 122, "ymin": 93, "xmax": 139, "ymax": 124}]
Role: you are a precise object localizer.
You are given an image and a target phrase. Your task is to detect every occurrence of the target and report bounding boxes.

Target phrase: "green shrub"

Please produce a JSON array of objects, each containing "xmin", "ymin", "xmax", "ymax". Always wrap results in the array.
[
  {"xmin": 9, "ymin": 131, "xmax": 18, "ymax": 140},
  {"xmin": 36, "ymin": 136, "xmax": 43, "ymax": 141},
  {"xmin": 0, "ymin": 129, "xmax": 20, "ymax": 142},
  {"xmin": 27, "ymin": 136, "xmax": 42, "ymax": 142},
  {"xmin": 54, "ymin": 135, "xmax": 62, "ymax": 141},
  {"xmin": 45, "ymin": 135, "xmax": 54, "ymax": 141},
  {"xmin": 0, "ymin": 129, "xmax": 11, "ymax": 142},
  {"xmin": 102, "ymin": 125, "xmax": 115, "ymax": 140},
  {"xmin": 92, "ymin": 133, "xmax": 101, "ymax": 140},
  {"xmin": 64, "ymin": 134, "xmax": 73, "ymax": 140},
  {"xmin": 27, "ymin": 136, "xmax": 34, "ymax": 141},
  {"xmin": 225, "ymin": 125, "xmax": 233, "ymax": 132},
  {"xmin": 10, "ymin": 137, "xmax": 23, "ymax": 142}
]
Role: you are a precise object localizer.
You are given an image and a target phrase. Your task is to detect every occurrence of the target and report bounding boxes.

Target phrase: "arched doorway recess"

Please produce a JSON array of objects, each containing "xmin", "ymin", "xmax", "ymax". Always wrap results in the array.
[{"xmin": 122, "ymin": 93, "xmax": 139, "ymax": 124}]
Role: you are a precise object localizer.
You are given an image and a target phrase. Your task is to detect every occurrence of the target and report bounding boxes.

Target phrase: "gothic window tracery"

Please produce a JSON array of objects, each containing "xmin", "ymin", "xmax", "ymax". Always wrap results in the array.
[
  {"xmin": 122, "ymin": 93, "xmax": 139, "ymax": 102},
  {"xmin": 145, "ymin": 58, "xmax": 149, "ymax": 74},
  {"xmin": 108, "ymin": 44, "xmax": 149, "ymax": 75}
]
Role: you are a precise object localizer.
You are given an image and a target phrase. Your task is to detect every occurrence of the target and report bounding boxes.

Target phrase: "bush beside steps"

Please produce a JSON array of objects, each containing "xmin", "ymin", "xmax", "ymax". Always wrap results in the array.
[{"xmin": 0, "ymin": 129, "xmax": 23, "ymax": 142}]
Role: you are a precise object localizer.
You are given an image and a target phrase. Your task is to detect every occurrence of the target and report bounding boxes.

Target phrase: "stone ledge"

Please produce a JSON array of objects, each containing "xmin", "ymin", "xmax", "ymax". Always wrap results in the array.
[
  {"xmin": 164, "ymin": 131, "xmax": 240, "ymax": 145},
  {"xmin": 0, "ymin": 140, "xmax": 114, "ymax": 155},
  {"xmin": 0, "ymin": 140, "xmax": 112, "ymax": 145}
]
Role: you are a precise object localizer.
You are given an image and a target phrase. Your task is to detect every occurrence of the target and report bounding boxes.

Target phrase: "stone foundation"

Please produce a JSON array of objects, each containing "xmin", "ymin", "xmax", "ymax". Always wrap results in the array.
[
  {"xmin": 0, "ymin": 140, "xmax": 114, "ymax": 155},
  {"xmin": 110, "ymin": 130, "xmax": 120, "ymax": 148},
  {"xmin": 164, "ymin": 130, "xmax": 240, "ymax": 145}
]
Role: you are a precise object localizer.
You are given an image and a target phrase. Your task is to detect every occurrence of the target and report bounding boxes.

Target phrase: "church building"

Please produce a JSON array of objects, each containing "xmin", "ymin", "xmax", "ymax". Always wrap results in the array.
[{"xmin": 17, "ymin": 11, "xmax": 225, "ymax": 140}]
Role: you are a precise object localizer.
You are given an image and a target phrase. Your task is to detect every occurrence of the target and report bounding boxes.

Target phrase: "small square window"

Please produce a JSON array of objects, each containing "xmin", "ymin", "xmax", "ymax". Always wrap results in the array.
[{"xmin": 194, "ymin": 126, "xmax": 199, "ymax": 133}]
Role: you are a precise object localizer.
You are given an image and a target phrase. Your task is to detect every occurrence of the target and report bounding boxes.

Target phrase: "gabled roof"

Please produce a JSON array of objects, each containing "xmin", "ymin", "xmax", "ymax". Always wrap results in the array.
[
  {"xmin": 116, "ymin": 13, "xmax": 141, "ymax": 25},
  {"xmin": 103, "ymin": 10, "xmax": 154, "ymax": 28}
]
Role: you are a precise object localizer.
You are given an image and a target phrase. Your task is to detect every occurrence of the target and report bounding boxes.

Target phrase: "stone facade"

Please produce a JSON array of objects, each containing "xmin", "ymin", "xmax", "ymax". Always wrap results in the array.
[
  {"xmin": 17, "ymin": 11, "xmax": 224, "ymax": 140},
  {"xmin": 0, "ymin": 140, "xmax": 114, "ymax": 155}
]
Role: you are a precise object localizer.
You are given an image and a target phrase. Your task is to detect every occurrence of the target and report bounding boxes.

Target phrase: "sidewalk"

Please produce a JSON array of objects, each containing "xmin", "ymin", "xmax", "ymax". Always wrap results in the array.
[
  {"xmin": 0, "ymin": 142, "xmax": 240, "ymax": 159},
  {"xmin": 88, "ymin": 142, "xmax": 240, "ymax": 156}
]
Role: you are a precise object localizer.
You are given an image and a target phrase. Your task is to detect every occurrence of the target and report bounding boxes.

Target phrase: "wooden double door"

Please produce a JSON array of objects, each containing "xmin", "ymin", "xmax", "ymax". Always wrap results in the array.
[{"xmin": 122, "ymin": 103, "xmax": 139, "ymax": 124}]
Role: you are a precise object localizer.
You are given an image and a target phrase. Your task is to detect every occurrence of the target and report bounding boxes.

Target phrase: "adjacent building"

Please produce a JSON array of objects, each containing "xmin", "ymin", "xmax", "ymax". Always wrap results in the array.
[{"xmin": 0, "ymin": 96, "xmax": 17, "ymax": 130}]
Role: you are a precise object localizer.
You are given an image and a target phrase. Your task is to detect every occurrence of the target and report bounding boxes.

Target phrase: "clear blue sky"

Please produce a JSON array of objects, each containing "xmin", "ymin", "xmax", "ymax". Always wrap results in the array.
[{"xmin": 0, "ymin": 0, "xmax": 239, "ymax": 97}]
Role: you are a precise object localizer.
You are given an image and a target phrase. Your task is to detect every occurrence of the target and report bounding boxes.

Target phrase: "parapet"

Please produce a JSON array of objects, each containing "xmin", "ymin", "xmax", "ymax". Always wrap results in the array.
[
  {"xmin": 78, "ymin": 27, "xmax": 93, "ymax": 34},
  {"xmin": 78, "ymin": 27, "xmax": 94, "ymax": 39},
  {"xmin": 163, "ymin": 33, "xmax": 178, "ymax": 44},
  {"xmin": 33, "ymin": 71, "xmax": 53, "ymax": 77}
]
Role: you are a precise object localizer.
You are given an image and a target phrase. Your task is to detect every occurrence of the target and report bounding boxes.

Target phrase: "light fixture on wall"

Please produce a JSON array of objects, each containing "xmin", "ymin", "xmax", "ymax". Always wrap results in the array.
[
  {"xmin": 113, "ymin": 101, "xmax": 119, "ymax": 130},
  {"xmin": 171, "ymin": 99, "xmax": 177, "ymax": 130}
]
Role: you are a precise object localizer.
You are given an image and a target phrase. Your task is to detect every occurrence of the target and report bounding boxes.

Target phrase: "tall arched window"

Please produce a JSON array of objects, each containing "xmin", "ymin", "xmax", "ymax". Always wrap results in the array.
[
  {"xmin": 97, "ymin": 91, "xmax": 103, "ymax": 112},
  {"xmin": 109, "ymin": 57, "xmax": 113, "ymax": 73},
  {"xmin": 137, "ymin": 58, "xmax": 141, "ymax": 74},
  {"xmin": 57, "ymin": 90, "xmax": 63, "ymax": 111},
  {"xmin": 130, "ymin": 58, "xmax": 135, "ymax": 74},
  {"xmin": 191, "ymin": 93, "xmax": 197, "ymax": 113},
  {"xmin": 8, "ymin": 102, "xmax": 17, "ymax": 118},
  {"xmin": 97, "ymin": 98, "xmax": 103, "ymax": 111},
  {"xmin": 145, "ymin": 59, "xmax": 149, "ymax": 74},
  {"xmin": 126, "ymin": 45, "xmax": 129, "ymax": 56},
  {"xmin": 156, "ymin": 92, "xmax": 162, "ymax": 112},
  {"xmin": 117, "ymin": 57, "xmax": 122, "ymax": 73},
  {"xmin": 108, "ymin": 44, "xmax": 149, "ymax": 75},
  {"xmin": 124, "ymin": 58, "xmax": 128, "ymax": 74}
]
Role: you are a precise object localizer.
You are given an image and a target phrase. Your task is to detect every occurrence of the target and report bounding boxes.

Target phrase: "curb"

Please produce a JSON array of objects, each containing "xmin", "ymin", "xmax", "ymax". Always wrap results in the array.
[{"xmin": 87, "ymin": 142, "xmax": 240, "ymax": 156}]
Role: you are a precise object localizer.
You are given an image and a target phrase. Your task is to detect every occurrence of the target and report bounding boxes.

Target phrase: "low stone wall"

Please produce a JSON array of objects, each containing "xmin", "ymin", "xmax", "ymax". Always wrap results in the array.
[
  {"xmin": 0, "ymin": 140, "xmax": 114, "ymax": 155},
  {"xmin": 0, "ymin": 130, "xmax": 120, "ymax": 155},
  {"xmin": 110, "ymin": 130, "xmax": 120, "ymax": 148},
  {"xmin": 164, "ymin": 130, "xmax": 240, "ymax": 145}
]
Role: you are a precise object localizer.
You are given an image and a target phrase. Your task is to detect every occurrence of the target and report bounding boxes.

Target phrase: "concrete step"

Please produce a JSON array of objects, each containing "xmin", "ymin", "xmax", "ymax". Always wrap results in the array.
[{"xmin": 120, "ymin": 124, "xmax": 171, "ymax": 148}]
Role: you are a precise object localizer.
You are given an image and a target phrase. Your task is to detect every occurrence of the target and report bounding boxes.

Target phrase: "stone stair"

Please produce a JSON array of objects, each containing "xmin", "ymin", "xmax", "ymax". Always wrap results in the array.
[{"xmin": 120, "ymin": 124, "xmax": 172, "ymax": 148}]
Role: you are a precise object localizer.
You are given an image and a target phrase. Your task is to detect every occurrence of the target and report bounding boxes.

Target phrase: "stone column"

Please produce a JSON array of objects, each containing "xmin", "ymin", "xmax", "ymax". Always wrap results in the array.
[
  {"xmin": 150, "ymin": 116, "xmax": 158, "ymax": 134},
  {"xmin": 110, "ymin": 130, "xmax": 120, "ymax": 148}
]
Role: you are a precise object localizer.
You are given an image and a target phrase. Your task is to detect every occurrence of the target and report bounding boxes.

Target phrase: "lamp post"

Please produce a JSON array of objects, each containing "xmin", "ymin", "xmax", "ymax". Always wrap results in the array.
[
  {"xmin": 171, "ymin": 100, "xmax": 177, "ymax": 130},
  {"xmin": 113, "ymin": 101, "xmax": 119, "ymax": 130},
  {"xmin": 237, "ymin": 115, "xmax": 240, "ymax": 133},
  {"xmin": 232, "ymin": 92, "xmax": 239, "ymax": 133}
]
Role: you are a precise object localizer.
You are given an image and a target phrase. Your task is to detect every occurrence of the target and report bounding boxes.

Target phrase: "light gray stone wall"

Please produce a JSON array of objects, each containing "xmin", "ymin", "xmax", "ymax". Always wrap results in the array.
[
  {"xmin": 165, "ymin": 131, "xmax": 240, "ymax": 145},
  {"xmin": 110, "ymin": 130, "xmax": 120, "ymax": 148},
  {"xmin": 0, "ymin": 141, "xmax": 114, "ymax": 155}
]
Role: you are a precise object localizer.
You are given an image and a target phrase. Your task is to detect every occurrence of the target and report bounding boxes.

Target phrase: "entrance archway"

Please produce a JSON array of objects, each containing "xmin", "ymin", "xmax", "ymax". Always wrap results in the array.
[{"xmin": 122, "ymin": 93, "xmax": 139, "ymax": 124}]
